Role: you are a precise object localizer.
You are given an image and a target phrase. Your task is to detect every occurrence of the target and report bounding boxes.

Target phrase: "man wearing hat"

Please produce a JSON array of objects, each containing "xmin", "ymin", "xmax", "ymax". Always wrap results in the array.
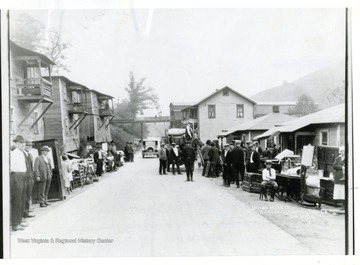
[
  {"xmin": 34, "ymin": 146, "xmax": 53, "ymax": 207},
  {"xmin": 230, "ymin": 141, "xmax": 245, "ymax": 188},
  {"xmin": 158, "ymin": 143, "xmax": 168, "ymax": 175},
  {"xmin": 182, "ymin": 142, "xmax": 196, "ymax": 181},
  {"xmin": 169, "ymin": 142, "xmax": 182, "ymax": 175},
  {"xmin": 94, "ymin": 145, "xmax": 104, "ymax": 177},
  {"xmin": 10, "ymin": 135, "xmax": 28, "ymax": 231},
  {"xmin": 23, "ymin": 140, "xmax": 35, "ymax": 218},
  {"xmin": 201, "ymin": 140, "xmax": 212, "ymax": 176},
  {"xmin": 248, "ymin": 144, "xmax": 261, "ymax": 173},
  {"xmin": 261, "ymin": 160, "xmax": 278, "ymax": 201},
  {"xmin": 221, "ymin": 143, "xmax": 232, "ymax": 187}
]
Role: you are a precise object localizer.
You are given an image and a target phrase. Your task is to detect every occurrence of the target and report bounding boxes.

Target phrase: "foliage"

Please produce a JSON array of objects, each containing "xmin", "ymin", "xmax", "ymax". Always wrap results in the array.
[
  {"xmin": 288, "ymin": 94, "xmax": 318, "ymax": 117},
  {"xmin": 10, "ymin": 12, "xmax": 71, "ymax": 73},
  {"xmin": 324, "ymin": 81, "xmax": 345, "ymax": 108},
  {"xmin": 111, "ymin": 72, "xmax": 158, "ymax": 146}
]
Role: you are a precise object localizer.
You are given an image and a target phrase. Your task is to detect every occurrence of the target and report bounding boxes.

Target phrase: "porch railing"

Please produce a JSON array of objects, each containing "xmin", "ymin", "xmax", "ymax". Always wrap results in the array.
[{"xmin": 16, "ymin": 78, "xmax": 53, "ymax": 99}]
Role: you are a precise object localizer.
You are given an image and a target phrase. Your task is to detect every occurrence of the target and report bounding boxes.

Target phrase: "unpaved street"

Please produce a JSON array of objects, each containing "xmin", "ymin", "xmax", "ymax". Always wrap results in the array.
[{"xmin": 10, "ymin": 153, "xmax": 344, "ymax": 258}]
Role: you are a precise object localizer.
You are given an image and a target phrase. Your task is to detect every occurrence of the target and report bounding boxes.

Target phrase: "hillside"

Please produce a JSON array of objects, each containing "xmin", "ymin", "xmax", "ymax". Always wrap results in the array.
[{"xmin": 251, "ymin": 60, "xmax": 345, "ymax": 108}]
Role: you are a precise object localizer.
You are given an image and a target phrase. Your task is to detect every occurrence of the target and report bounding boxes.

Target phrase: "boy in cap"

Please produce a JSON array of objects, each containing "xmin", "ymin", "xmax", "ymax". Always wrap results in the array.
[{"xmin": 260, "ymin": 160, "xmax": 278, "ymax": 201}]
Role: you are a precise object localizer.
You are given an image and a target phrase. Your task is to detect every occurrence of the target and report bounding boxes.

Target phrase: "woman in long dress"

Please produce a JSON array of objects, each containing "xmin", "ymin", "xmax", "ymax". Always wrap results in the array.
[{"xmin": 61, "ymin": 155, "xmax": 73, "ymax": 196}]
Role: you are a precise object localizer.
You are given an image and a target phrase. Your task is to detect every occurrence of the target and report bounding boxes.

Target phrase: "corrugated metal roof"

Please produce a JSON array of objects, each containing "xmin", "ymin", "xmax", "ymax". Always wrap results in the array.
[
  {"xmin": 253, "ymin": 104, "xmax": 345, "ymax": 140},
  {"xmin": 219, "ymin": 113, "xmax": 295, "ymax": 137}
]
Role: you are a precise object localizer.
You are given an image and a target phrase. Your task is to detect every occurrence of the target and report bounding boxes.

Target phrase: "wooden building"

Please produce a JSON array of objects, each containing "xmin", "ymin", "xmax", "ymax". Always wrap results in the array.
[
  {"xmin": 181, "ymin": 86, "xmax": 256, "ymax": 141},
  {"xmin": 9, "ymin": 40, "xmax": 55, "ymax": 143}
]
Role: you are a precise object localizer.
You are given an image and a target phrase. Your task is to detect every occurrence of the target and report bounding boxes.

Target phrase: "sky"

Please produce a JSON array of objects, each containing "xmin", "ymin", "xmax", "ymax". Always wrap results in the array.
[{"xmin": 10, "ymin": 8, "xmax": 346, "ymax": 116}]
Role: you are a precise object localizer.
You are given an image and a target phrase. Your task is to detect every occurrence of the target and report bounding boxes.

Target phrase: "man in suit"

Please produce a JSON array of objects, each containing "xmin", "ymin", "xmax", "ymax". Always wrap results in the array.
[
  {"xmin": 159, "ymin": 143, "xmax": 168, "ymax": 175},
  {"xmin": 34, "ymin": 146, "xmax": 53, "ymax": 207},
  {"xmin": 93, "ymin": 145, "xmax": 104, "ymax": 177},
  {"xmin": 230, "ymin": 141, "xmax": 245, "ymax": 188},
  {"xmin": 182, "ymin": 142, "xmax": 196, "ymax": 181},
  {"xmin": 253, "ymin": 141, "xmax": 263, "ymax": 156},
  {"xmin": 23, "ymin": 140, "xmax": 35, "ymax": 218},
  {"xmin": 221, "ymin": 144, "xmax": 232, "ymax": 187},
  {"xmin": 248, "ymin": 144, "xmax": 261, "ymax": 173},
  {"xmin": 10, "ymin": 135, "xmax": 28, "ymax": 231},
  {"xmin": 169, "ymin": 142, "xmax": 181, "ymax": 175},
  {"xmin": 208, "ymin": 142, "xmax": 221, "ymax": 177},
  {"xmin": 201, "ymin": 140, "xmax": 212, "ymax": 176}
]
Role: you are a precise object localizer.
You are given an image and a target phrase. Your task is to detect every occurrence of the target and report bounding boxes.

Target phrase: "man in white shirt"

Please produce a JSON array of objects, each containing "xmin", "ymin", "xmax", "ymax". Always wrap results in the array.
[
  {"xmin": 261, "ymin": 160, "xmax": 278, "ymax": 202},
  {"xmin": 10, "ymin": 135, "xmax": 28, "ymax": 231}
]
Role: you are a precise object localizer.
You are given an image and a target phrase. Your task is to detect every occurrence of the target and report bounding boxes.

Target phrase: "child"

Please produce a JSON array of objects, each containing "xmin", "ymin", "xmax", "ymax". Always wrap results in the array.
[{"xmin": 196, "ymin": 153, "xmax": 202, "ymax": 168}]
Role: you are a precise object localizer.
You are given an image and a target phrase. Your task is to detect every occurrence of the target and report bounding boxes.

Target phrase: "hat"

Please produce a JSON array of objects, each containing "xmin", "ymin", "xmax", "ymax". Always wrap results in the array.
[
  {"xmin": 235, "ymin": 141, "xmax": 241, "ymax": 146},
  {"xmin": 265, "ymin": 160, "xmax": 272, "ymax": 165},
  {"xmin": 13, "ymin": 135, "xmax": 25, "ymax": 143},
  {"xmin": 25, "ymin": 140, "xmax": 33, "ymax": 146},
  {"xmin": 210, "ymin": 142, "xmax": 215, "ymax": 146},
  {"xmin": 41, "ymin": 146, "xmax": 51, "ymax": 151}
]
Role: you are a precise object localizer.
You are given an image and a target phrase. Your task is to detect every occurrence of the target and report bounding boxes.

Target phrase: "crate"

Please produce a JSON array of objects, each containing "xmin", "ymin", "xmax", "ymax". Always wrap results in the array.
[{"xmin": 242, "ymin": 172, "xmax": 262, "ymax": 193}]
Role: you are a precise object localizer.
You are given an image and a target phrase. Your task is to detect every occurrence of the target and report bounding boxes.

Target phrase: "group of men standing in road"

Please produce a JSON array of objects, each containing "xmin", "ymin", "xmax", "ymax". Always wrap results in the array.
[
  {"xmin": 10, "ymin": 135, "xmax": 53, "ymax": 231},
  {"xmin": 158, "ymin": 142, "xmax": 196, "ymax": 182}
]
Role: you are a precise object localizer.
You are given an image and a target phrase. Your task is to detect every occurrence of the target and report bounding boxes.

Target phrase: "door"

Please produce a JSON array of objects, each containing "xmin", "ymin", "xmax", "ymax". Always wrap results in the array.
[{"xmin": 32, "ymin": 139, "xmax": 65, "ymax": 202}]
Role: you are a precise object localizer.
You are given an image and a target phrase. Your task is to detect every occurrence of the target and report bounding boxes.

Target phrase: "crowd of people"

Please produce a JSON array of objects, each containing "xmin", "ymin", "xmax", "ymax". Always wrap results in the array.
[{"xmin": 10, "ymin": 135, "xmax": 54, "ymax": 231}]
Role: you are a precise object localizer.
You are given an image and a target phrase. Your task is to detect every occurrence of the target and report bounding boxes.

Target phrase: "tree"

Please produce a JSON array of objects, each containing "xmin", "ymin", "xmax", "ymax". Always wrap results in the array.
[
  {"xmin": 121, "ymin": 72, "xmax": 159, "ymax": 119},
  {"xmin": 324, "ymin": 81, "xmax": 345, "ymax": 108},
  {"xmin": 10, "ymin": 12, "xmax": 71, "ymax": 73},
  {"xmin": 288, "ymin": 94, "xmax": 318, "ymax": 116}
]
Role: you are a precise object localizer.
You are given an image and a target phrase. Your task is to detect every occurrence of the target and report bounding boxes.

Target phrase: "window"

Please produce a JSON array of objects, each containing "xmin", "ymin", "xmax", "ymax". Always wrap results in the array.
[
  {"xmin": 190, "ymin": 108, "xmax": 197, "ymax": 119},
  {"xmin": 222, "ymin": 89, "xmax": 229, "ymax": 96},
  {"xmin": 321, "ymin": 130, "xmax": 328, "ymax": 146},
  {"xmin": 10, "ymin": 107, "xmax": 15, "ymax": 134},
  {"xmin": 72, "ymin": 91, "xmax": 81, "ymax": 103},
  {"xmin": 236, "ymin": 104, "xmax": 244, "ymax": 118},
  {"xmin": 33, "ymin": 111, "xmax": 39, "ymax": 135},
  {"xmin": 208, "ymin": 105, "xmax": 216, "ymax": 118},
  {"xmin": 273, "ymin": 105, "xmax": 280, "ymax": 113}
]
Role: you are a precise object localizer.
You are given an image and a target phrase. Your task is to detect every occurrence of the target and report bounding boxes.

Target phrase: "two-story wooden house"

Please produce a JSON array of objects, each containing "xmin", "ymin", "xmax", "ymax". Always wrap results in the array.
[
  {"xmin": 9, "ymin": 40, "xmax": 55, "ymax": 142},
  {"xmin": 181, "ymin": 86, "xmax": 256, "ymax": 141},
  {"xmin": 79, "ymin": 89, "xmax": 114, "ymax": 146}
]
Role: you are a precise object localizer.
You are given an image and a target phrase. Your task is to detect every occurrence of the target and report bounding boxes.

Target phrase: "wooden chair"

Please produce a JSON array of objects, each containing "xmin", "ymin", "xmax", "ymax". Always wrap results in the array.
[{"xmin": 299, "ymin": 165, "xmax": 325, "ymax": 209}]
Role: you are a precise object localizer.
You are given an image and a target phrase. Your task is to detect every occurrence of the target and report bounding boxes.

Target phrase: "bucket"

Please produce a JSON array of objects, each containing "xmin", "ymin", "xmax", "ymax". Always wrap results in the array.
[{"xmin": 318, "ymin": 170, "xmax": 324, "ymax": 178}]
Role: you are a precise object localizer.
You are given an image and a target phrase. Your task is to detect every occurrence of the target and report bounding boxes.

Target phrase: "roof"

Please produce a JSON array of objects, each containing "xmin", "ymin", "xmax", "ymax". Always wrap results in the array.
[
  {"xmin": 90, "ymin": 89, "xmax": 114, "ymax": 99},
  {"xmin": 169, "ymin": 102, "xmax": 196, "ymax": 107},
  {"xmin": 253, "ymin": 104, "xmax": 345, "ymax": 140},
  {"xmin": 10, "ymin": 40, "xmax": 55, "ymax": 66},
  {"xmin": 218, "ymin": 113, "xmax": 295, "ymax": 137},
  {"xmin": 51, "ymin": 76, "xmax": 89, "ymax": 89},
  {"xmin": 256, "ymin": 101, "xmax": 297, "ymax": 105},
  {"xmin": 188, "ymin": 86, "xmax": 256, "ymax": 109}
]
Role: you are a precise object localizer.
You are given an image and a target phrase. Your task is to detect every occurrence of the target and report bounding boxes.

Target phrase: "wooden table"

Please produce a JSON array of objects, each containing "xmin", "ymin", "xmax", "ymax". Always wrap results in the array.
[{"xmin": 275, "ymin": 173, "xmax": 301, "ymax": 202}]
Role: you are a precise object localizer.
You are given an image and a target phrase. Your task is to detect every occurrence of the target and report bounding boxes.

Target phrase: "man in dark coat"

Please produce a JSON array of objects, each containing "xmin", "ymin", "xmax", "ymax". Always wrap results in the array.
[
  {"xmin": 208, "ymin": 142, "xmax": 221, "ymax": 177},
  {"xmin": 24, "ymin": 140, "xmax": 35, "ymax": 218},
  {"xmin": 248, "ymin": 144, "xmax": 261, "ymax": 173},
  {"xmin": 182, "ymin": 142, "xmax": 196, "ymax": 181},
  {"xmin": 221, "ymin": 144, "xmax": 232, "ymax": 187},
  {"xmin": 34, "ymin": 146, "xmax": 53, "ymax": 207},
  {"xmin": 169, "ymin": 143, "xmax": 181, "ymax": 175},
  {"xmin": 93, "ymin": 145, "xmax": 104, "ymax": 177},
  {"xmin": 230, "ymin": 141, "xmax": 245, "ymax": 188},
  {"xmin": 201, "ymin": 140, "xmax": 212, "ymax": 176}
]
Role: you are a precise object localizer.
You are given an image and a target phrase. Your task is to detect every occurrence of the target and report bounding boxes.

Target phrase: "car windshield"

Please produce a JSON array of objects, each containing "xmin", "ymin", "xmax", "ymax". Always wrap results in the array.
[{"xmin": 143, "ymin": 141, "xmax": 157, "ymax": 146}]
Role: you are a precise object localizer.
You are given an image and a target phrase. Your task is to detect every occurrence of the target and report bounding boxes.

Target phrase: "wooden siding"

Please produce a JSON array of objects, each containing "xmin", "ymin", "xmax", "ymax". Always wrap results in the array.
[
  {"xmin": 9, "ymin": 52, "xmax": 45, "ymax": 142},
  {"xmin": 198, "ymin": 89, "xmax": 255, "ymax": 141}
]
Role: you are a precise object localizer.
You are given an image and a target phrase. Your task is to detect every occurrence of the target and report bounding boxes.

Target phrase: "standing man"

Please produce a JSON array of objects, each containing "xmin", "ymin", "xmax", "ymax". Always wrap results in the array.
[
  {"xmin": 110, "ymin": 141, "xmax": 118, "ymax": 171},
  {"xmin": 253, "ymin": 141, "xmax": 263, "ymax": 156},
  {"xmin": 10, "ymin": 135, "xmax": 28, "ymax": 231},
  {"xmin": 127, "ymin": 142, "xmax": 135, "ymax": 162},
  {"xmin": 169, "ymin": 142, "xmax": 181, "ymax": 175},
  {"xmin": 165, "ymin": 143, "xmax": 171, "ymax": 172},
  {"xmin": 23, "ymin": 140, "xmax": 35, "ymax": 218},
  {"xmin": 159, "ymin": 143, "xmax": 168, "ymax": 175},
  {"xmin": 201, "ymin": 140, "xmax": 212, "ymax": 176},
  {"xmin": 208, "ymin": 142, "xmax": 221, "ymax": 177},
  {"xmin": 245, "ymin": 141, "xmax": 253, "ymax": 172},
  {"xmin": 248, "ymin": 144, "xmax": 261, "ymax": 173},
  {"xmin": 182, "ymin": 142, "xmax": 196, "ymax": 182},
  {"xmin": 230, "ymin": 141, "xmax": 245, "ymax": 188},
  {"xmin": 93, "ymin": 145, "xmax": 104, "ymax": 177},
  {"xmin": 221, "ymin": 144, "xmax": 232, "ymax": 187},
  {"xmin": 34, "ymin": 146, "xmax": 53, "ymax": 207}
]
